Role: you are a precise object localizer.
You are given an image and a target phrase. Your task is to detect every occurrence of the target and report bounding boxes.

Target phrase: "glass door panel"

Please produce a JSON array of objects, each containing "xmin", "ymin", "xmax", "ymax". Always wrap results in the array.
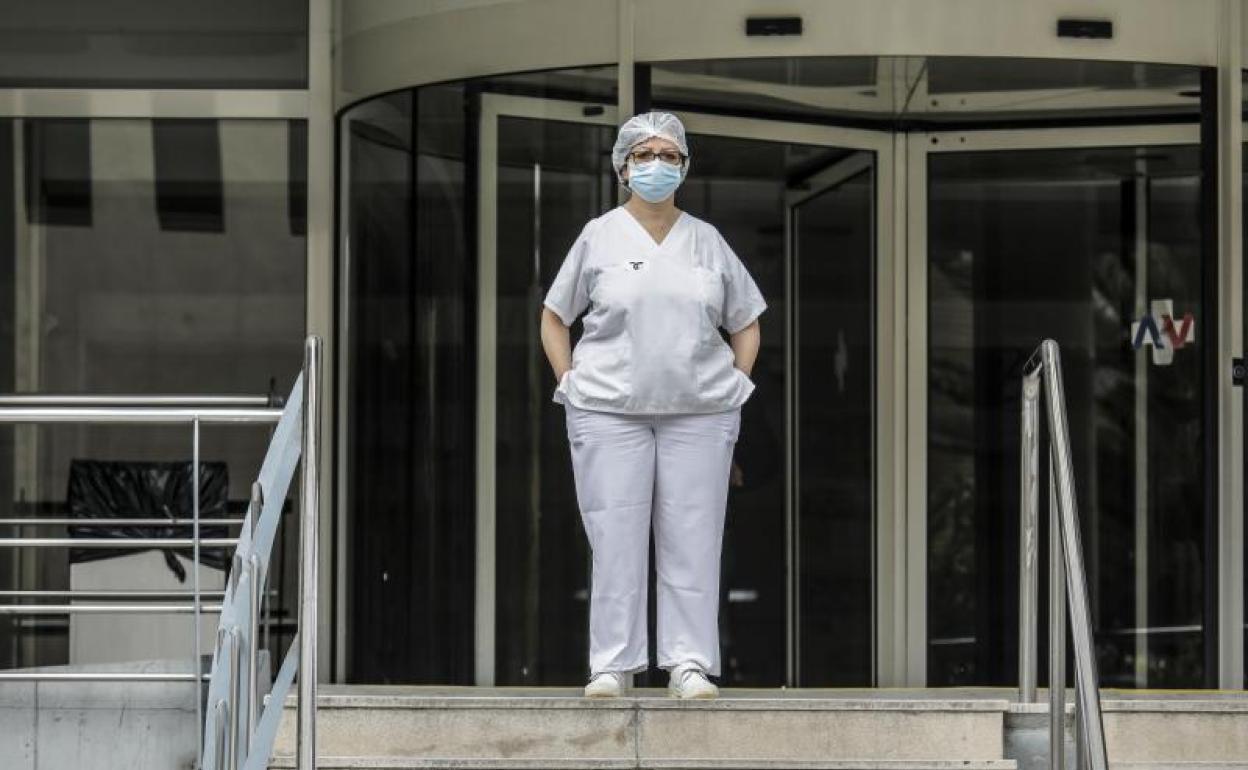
[
  {"xmin": 790, "ymin": 155, "xmax": 875, "ymax": 686},
  {"xmin": 342, "ymin": 87, "xmax": 477, "ymax": 684},
  {"xmin": 484, "ymin": 99, "xmax": 884, "ymax": 686},
  {"xmin": 492, "ymin": 114, "xmax": 617, "ymax": 685},
  {"xmin": 674, "ymin": 131, "xmax": 801, "ymax": 687},
  {"xmin": 926, "ymin": 140, "xmax": 1211, "ymax": 688}
]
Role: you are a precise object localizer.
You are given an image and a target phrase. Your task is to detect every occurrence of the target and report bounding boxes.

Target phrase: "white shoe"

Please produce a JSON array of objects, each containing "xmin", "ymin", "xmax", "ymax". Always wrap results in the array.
[
  {"xmin": 584, "ymin": 671, "xmax": 625, "ymax": 698},
  {"xmin": 668, "ymin": 663, "xmax": 718, "ymax": 699}
]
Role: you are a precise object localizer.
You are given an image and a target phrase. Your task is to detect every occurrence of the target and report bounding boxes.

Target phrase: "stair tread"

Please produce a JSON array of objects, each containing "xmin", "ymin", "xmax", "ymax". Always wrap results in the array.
[
  {"xmin": 287, "ymin": 692, "xmax": 1012, "ymax": 712},
  {"xmin": 269, "ymin": 759, "xmax": 1020, "ymax": 769},
  {"xmin": 268, "ymin": 690, "xmax": 1248, "ymax": 769},
  {"xmin": 283, "ymin": 687, "xmax": 1248, "ymax": 713},
  {"xmin": 1110, "ymin": 765, "xmax": 1248, "ymax": 769}
]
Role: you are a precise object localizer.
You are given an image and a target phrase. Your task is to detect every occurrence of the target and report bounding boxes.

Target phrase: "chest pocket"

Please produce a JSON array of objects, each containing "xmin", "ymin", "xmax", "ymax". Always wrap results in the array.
[{"xmin": 589, "ymin": 261, "xmax": 634, "ymax": 307}]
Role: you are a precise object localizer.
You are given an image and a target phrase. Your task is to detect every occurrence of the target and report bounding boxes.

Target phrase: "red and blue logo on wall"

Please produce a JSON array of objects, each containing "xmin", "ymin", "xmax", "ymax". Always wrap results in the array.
[{"xmin": 1130, "ymin": 299, "xmax": 1195, "ymax": 366}]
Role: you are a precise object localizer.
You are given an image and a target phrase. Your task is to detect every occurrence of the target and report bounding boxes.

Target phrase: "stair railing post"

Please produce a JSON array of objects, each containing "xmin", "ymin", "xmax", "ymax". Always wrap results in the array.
[
  {"xmin": 245, "ymin": 480, "xmax": 263, "ymax": 759},
  {"xmin": 1020, "ymin": 372, "xmax": 1041, "ymax": 704},
  {"xmin": 1039, "ymin": 340, "xmax": 1108, "ymax": 770},
  {"xmin": 226, "ymin": 626, "xmax": 241, "ymax": 770},
  {"xmin": 213, "ymin": 700, "xmax": 229, "ymax": 770},
  {"xmin": 296, "ymin": 336, "xmax": 322, "ymax": 770},
  {"xmin": 1049, "ymin": 461, "xmax": 1065, "ymax": 770},
  {"xmin": 193, "ymin": 415, "xmax": 203, "ymax": 764},
  {"xmin": 247, "ymin": 551, "xmax": 262, "ymax": 754}
]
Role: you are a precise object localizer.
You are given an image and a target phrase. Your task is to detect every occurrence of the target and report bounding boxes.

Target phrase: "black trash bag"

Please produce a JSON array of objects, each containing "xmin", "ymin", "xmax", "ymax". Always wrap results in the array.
[{"xmin": 66, "ymin": 460, "xmax": 231, "ymax": 581}]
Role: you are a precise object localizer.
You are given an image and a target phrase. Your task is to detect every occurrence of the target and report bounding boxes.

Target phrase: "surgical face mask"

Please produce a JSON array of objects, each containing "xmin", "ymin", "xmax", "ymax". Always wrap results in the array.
[{"xmin": 627, "ymin": 159, "xmax": 683, "ymax": 203}]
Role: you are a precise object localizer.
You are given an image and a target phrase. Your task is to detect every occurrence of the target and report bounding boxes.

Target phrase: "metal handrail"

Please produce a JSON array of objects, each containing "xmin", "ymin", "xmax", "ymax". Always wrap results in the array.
[
  {"xmin": 1018, "ymin": 340, "xmax": 1108, "ymax": 770},
  {"xmin": 0, "ymin": 398, "xmax": 274, "ymax": 765},
  {"xmin": 0, "ymin": 407, "xmax": 281, "ymax": 424},
  {"xmin": 0, "ymin": 518, "xmax": 248, "ymax": 526},
  {"xmin": 198, "ymin": 336, "xmax": 321, "ymax": 770},
  {"xmin": 0, "ymin": 394, "xmax": 276, "ymax": 407},
  {"xmin": 0, "ymin": 604, "xmax": 225, "ymax": 614},
  {"xmin": 1, "ymin": 589, "xmax": 234, "ymax": 598},
  {"xmin": 0, "ymin": 338, "xmax": 322, "ymax": 770},
  {"xmin": 0, "ymin": 538, "xmax": 238, "ymax": 547},
  {"xmin": 0, "ymin": 671, "xmax": 212, "ymax": 682}
]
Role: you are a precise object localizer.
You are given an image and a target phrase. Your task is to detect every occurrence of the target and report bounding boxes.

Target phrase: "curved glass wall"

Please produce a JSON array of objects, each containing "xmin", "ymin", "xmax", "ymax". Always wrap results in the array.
[
  {"xmin": 342, "ymin": 84, "xmax": 474, "ymax": 683},
  {"xmin": 340, "ymin": 55, "xmax": 1220, "ymax": 688},
  {"xmin": 341, "ymin": 68, "xmax": 618, "ymax": 685}
]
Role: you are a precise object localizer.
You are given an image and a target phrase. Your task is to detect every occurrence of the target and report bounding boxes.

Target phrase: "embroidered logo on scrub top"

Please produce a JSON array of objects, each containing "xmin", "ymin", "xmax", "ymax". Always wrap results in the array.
[{"xmin": 628, "ymin": 260, "xmax": 647, "ymax": 271}]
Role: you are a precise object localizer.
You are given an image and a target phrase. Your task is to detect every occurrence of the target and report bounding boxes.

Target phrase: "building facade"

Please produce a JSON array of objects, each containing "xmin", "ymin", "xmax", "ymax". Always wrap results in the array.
[{"xmin": 1, "ymin": 0, "xmax": 1246, "ymax": 699}]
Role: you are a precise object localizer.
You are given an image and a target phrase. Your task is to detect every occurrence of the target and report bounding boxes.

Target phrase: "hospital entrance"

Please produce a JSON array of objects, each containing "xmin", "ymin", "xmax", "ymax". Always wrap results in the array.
[
  {"xmin": 483, "ymin": 97, "xmax": 880, "ymax": 688},
  {"xmin": 340, "ymin": 60, "xmax": 1217, "ymax": 690}
]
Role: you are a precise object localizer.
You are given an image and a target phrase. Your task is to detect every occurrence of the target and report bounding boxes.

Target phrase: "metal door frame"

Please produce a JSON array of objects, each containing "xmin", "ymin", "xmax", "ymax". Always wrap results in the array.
[{"xmin": 474, "ymin": 93, "xmax": 903, "ymax": 686}]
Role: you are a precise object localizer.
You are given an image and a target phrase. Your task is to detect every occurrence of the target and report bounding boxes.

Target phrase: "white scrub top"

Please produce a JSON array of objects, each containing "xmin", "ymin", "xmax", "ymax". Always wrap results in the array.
[{"xmin": 542, "ymin": 206, "xmax": 768, "ymax": 415}]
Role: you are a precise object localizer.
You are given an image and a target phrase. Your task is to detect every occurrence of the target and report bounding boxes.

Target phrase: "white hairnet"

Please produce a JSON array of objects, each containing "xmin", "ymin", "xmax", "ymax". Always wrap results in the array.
[{"xmin": 612, "ymin": 111, "xmax": 690, "ymax": 183}]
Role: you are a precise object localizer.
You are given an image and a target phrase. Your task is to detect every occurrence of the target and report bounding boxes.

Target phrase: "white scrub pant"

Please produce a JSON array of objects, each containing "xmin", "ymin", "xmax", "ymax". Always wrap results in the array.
[{"xmin": 564, "ymin": 401, "xmax": 740, "ymax": 677}]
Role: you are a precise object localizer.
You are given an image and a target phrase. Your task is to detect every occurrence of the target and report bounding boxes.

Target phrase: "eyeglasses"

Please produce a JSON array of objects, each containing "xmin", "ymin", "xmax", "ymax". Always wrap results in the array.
[{"xmin": 629, "ymin": 149, "xmax": 684, "ymax": 165}]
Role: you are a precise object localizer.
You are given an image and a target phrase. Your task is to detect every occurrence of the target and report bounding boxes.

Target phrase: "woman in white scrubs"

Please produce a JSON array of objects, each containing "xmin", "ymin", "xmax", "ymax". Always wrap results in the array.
[{"xmin": 539, "ymin": 112, "xmax": 767, "ymax": 699}]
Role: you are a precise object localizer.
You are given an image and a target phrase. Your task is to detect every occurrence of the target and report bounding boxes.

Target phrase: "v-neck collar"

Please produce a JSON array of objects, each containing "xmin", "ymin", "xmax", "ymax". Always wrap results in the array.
[{"xmin": 618, "ymin": 206, "xmax": 687, "ymax": 251}]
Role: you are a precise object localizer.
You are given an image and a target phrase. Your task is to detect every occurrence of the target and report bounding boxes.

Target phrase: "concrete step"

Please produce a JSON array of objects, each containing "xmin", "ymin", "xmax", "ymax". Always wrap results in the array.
[
  {"xmin": 1112, "ymin": 764, "xmax": 1248, "ymax": 769},
  {"xmin": 1103, "ymin": 700, "xmax": 1248, "ymax": 764},
  {"xmin": 269, "ymin": 688, "xmax": 1248, "ymax": 770},
  {"xmin": 1008, "ymin": 699, "xmax": 1248, "ymax": 765},
  {"xmin": 269, "ymin": 760, "xmax": 1020, "ymax": 769},
  {"xmin": 264, "ymin": 765, "xmax": 1248, "ymax": 770},
  {"xmin": 272, "ymin": 688, "xmax": 1010, "ymax": 764}
]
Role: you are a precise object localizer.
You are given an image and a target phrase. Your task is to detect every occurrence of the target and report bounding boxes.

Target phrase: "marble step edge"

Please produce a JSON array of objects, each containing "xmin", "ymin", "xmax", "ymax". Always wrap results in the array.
[
  {"xmin": 279, "ymin": 694, "xmax": 1013, "ymax": 712},
  {"xmin": 1112, "ymin": 765, "xmax": 1248, "ymax": 769},
  {"xmin": 287, "ymin": 695, "xmax": 1248, "ymax": 713},
  {"xmin": 268, "ymin": 759, "xmax": 1020, "ymax": 769},
  {"xmin": 267, "ymin": 760, "xmax": 1248, "ymax": 770},
  {"xmin": 1010, "ymin": 700, "xmax": 1248, "ymax": 714}
]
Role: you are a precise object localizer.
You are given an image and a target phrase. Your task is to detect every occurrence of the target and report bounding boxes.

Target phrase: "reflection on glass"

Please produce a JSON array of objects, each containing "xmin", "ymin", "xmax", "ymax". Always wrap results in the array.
[
  {"xmin": 0, "ymin": 117, "xmax": 307, "ymax": 671},
  {"xmin": 490, "ymin": 108, "xmax": 877, "ymax": 685},
  {"xmin": 341, "ymin": 67, "xmax": 621, "ymax": 685},
  {"xmin": 341, "ymin": 68, "xmax": 879, "ymax": 685},
  {"xmin": 342, "ymin": 86, "xmax": 477, "ymax": 684},
  {"xmin": 651, "ymin": 57, "xmax": 886, "ymax": 121},
  {"xmin": 673, "ymin": 132, "xmax": 874, "ymax": 687},
  {"xmin": 649, "ymin": 56, "xmax": 1200, "ymax": 126},
  {"xmin": 791, "ymin": 162, "xmax": 874, "ymax": 686},
  {"xmin": 470, "ymin": 67, "xmax": 618, "ymax": 105},
  {"xmin": 0, "ymin": 0, "xmax": 308, "ymax": 88},
  {"xmin": 676, "ymin": 133, "xmax": 792, "ymax": 687},
  {"xmin": 927, "ymin": 144, "xmax": 1207, "ymax": 688},
  {"xmin": 493, "ymin": 115, "xmax": 615, "ymax": 685}
]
